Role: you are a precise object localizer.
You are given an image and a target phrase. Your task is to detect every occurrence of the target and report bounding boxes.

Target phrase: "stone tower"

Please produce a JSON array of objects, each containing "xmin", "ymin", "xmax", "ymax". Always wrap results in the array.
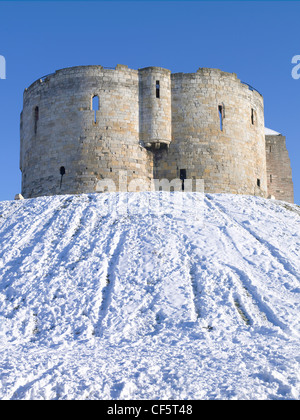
[
  {"xmin": 154, "ymin": 68, "xmax": 267, "ymax": 198},
  {"xmin": 265, "ymin": 128, "xmax": 294, "ymax": 203},
  {"xmin": 19, "ymin": 64, "xmax": 294, "ymax": 203}
]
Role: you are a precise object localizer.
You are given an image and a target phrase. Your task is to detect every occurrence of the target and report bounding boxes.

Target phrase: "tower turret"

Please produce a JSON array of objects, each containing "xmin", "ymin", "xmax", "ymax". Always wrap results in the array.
[{"xmin": 139, "ymin": 67, "xmax": 172, "ymax": 149}]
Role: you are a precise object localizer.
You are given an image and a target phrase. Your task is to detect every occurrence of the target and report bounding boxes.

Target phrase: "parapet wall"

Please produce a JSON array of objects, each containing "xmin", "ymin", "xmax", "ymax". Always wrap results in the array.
[{"xmin": 20, "ymin": 64, "xmax": 292, "ymax": 201}]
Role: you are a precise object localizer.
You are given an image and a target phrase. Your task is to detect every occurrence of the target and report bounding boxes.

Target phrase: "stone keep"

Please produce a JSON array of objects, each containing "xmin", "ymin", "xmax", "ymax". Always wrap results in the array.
[{"xmin": 20, "ymin": 65, "xmax": 294, "ymax": 203}]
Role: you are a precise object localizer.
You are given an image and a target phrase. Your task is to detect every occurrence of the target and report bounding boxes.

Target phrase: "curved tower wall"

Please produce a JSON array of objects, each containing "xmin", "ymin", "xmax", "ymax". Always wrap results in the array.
[
  {"xmin": 155, "ymin": 68, "xmax": 267, "ymax": 196},
  {"xmin": 139, "ymin": 67, "xmax": 172, "ymax": 148},
  {"xmin": 20, "ymin": 65, "xmax": 153, "ymax": 198}
]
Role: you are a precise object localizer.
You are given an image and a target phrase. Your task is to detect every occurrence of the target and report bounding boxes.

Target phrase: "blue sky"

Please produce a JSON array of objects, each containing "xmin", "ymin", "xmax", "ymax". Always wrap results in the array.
[{"xmin": 0, "ymin": 1, "xmax": 299, "ymax": 204}]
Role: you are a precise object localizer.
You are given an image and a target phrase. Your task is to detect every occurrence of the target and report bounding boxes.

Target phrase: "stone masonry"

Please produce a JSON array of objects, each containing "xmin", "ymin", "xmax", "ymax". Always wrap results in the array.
[
  {"xmin": 20, "ymin": 65, "xmax": 294, "ymax": 203},
  {"xmin": 265, "ymin": 134, "xmax": 294, "ymax": 203}
]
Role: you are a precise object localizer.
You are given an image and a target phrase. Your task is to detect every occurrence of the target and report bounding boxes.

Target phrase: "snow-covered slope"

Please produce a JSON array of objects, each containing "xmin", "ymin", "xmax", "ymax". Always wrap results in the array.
[{"xmin": 0, "ymin": 192, "xmax": 299, "ymax": 400}]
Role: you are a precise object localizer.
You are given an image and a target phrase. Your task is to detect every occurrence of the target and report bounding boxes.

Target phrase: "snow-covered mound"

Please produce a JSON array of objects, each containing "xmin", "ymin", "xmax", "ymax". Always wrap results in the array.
[{"xmin": 0, "ymin": 192, "xmax": 299, "ymax": 400}]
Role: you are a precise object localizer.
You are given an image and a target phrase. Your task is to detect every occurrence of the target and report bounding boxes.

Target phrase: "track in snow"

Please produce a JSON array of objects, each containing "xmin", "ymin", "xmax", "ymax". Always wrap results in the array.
[{"xmin": 0, "ymin": 192, "xmax": 299, "ymax": 400}]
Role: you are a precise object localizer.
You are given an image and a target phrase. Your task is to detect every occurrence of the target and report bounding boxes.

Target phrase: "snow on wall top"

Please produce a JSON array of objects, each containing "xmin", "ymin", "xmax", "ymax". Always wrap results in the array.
[{"xmin": 265, "ymin": 127, "xmax": 282, "ymax": 136}]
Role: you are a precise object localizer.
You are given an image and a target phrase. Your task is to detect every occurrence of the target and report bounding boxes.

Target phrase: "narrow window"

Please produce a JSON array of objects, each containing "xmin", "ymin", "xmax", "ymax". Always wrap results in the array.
[
  {"xmin": 270, "ymin": 174, "xmax": 272, "ymax": 183},
  {"xmin": 180, "ymin": 169, "xmax": 187, "ymax": 191},
  {"xmin": 156, "ymin": 80, "xmax": 160, "ymax": 98},
  {"xmin": 218, "ymin": 105, "xmax": 224, "ymax": 131},
  {"xmin": 60, "ymin": 166, "xmax": 65, "ymax": 189},
  {"xmin": 270, "ymin": 146, "xmax": 272, "ymax": 153},
  {"xmin": 34, "ymin": 106, "xmax": 39, "ymax": 134},
  {"xmin": 257, "ymin": 178, "xmax": 261, "ymax": 188},
  {"xmin": 92, "ymin": 95, "xmax": 99, "ymax": 123},
  {"xmin": 251, "ymin": 108, "xmax": 257, "ymax": 125}
]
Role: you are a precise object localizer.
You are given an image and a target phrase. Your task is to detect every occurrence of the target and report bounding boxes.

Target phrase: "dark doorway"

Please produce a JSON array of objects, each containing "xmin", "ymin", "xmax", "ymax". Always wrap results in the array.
[
  {"xmin": 34, "ymin": 106, "xmax": 39, "ymax": 134},
  {"xmin": 180, "ymin": 169, "xmax": 187, "ymax": 191},
  {"xmin": 60, "ymin": 166, "xmax": 66, "ymax": 189}
]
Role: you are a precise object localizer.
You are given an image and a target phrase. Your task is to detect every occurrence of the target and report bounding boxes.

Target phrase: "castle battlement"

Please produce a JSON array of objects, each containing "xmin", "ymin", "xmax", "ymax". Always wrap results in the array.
[{"xmin": 20, "ymin": 65, "xmax": 294, "ymax": 203}]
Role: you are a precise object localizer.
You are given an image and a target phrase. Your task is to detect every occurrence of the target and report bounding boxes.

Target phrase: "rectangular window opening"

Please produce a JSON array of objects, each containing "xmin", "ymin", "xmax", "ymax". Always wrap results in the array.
[
  {"xmin": 92, "ymin": 95, "xmax": 99, "ymax": 123},
  {"xmin": 251, "ymin": 108, "xmax": 257, "ymax": 125},
  {"xmin": 156, "ymin": 80, "xmax": 160, "ymax": 98},
  {"xmin": 257, "ymin": 178, "xmax": 261, "ymax": 188},
  {"xmin": 218, "ymin": 105, "xmax": 223, "ymax": 131},
  {"xmin": 34, "ymin": 106, "xmax": 39, "ymax": 134}
]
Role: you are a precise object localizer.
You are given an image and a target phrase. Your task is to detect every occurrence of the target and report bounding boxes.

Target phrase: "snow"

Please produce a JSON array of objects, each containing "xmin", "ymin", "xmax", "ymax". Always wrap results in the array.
[
  {"xmin": 265, "ymin": 127, "xmax": 281, "ymax": 136},
  {"xmin": 0, "ymin": 192, "xmax": 299, "ymax": 400}
]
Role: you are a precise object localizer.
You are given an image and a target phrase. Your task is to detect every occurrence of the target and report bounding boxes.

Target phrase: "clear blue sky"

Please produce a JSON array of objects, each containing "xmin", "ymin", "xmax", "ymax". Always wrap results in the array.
[{"xmin": 0, "ymin": 1, "xmax": 299, "ymax": 204}]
